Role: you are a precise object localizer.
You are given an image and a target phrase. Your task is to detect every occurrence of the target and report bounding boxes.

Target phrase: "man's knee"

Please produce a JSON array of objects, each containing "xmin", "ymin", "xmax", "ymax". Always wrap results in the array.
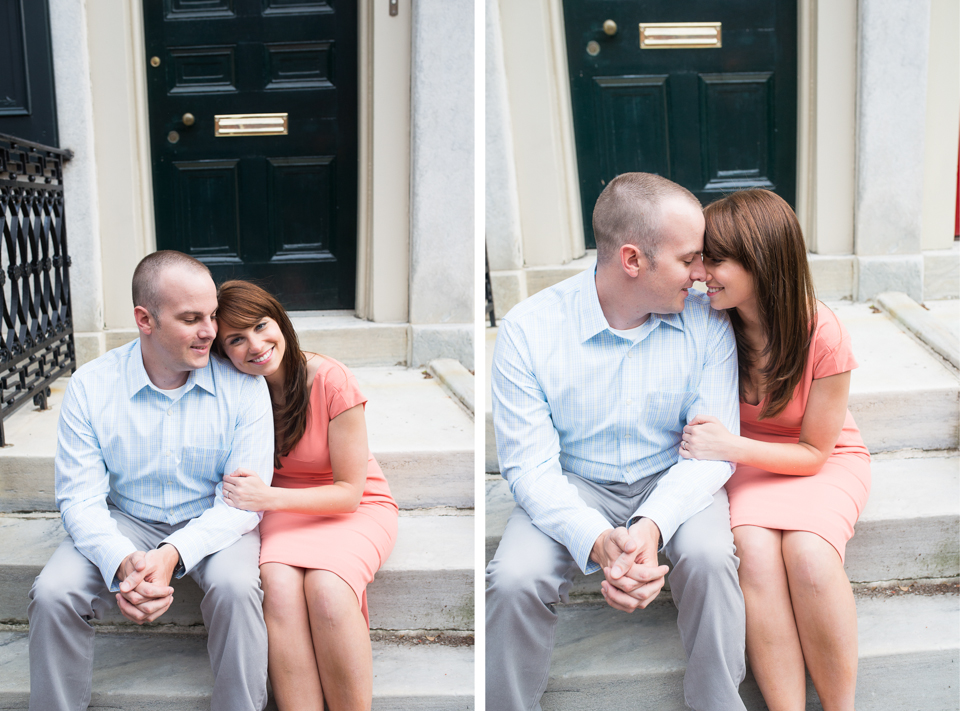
[
  {"xmin": 29, "ymin": 567, "xmax": 93, "ymax": 623},
  {"xmin": 204, "ymin": 564, "xmax": 263, "ymax": 609},
  {"xmin": 486, "ymin": 548, "xmax": 567, "ymax": 611},
  {"xmin": 29, "ymin": 544, "xmax": 106, "ymax": 623},
  {"xmin": 671, "ymin": 532, "xmax": 739, "ymax": 581}
]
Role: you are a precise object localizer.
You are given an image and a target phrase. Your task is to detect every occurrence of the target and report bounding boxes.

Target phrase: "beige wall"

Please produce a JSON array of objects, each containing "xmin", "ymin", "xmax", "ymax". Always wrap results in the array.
[
  {"xmin": 356, "ymin": 0, "xmax": 412, "ymax": 322},
  {"xmin": 796, "ymin": 0, "xmax": 858, "ymax": 256},
  {"xmin": 921, "ymin": 0, "xmax": 960, "ymax": 252},
  {"xmin": 86, "ymin": 0, "xmax": 154, "ymax": 330},
  {"xmin": 498, "ymin": 0, "xmax": 584, "ymax": 268},
  {"xmin": 85, "ymin": 0, "xmax": 412, "ymax": 331}
]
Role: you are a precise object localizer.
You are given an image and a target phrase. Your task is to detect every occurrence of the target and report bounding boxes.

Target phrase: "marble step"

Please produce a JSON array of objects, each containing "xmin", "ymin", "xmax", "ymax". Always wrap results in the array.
[
  {"xmin": 0, "ymin": 366, "xmax": 474, "ymax": 513},
  {"xmin": 533, "ymin": 591, "xmax": 958, "ymax": 710},
  {"xmin": 0, "ymin": 511, "xmax": 474, "ymax": 631},
  {"xmin": 485, "ymin": 453, "xmax": 960, "ymax": 590},
  {"xmin": 0, "ymin": 628, "xmax": 474, "ymax": 710}
]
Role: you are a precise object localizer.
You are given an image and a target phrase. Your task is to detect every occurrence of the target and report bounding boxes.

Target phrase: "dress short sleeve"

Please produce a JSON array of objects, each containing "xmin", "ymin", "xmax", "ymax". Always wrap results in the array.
[
  {"xmin": 812, "ymin": 306, "xmax": 858, "ymax": 380},
  {"xmin": 320, "ymin": 358, "xmax": 369, "ymax": 420}
]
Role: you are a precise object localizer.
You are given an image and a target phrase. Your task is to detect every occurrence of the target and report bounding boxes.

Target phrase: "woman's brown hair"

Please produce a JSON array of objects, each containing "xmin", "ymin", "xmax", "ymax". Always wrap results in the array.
[
  {"xmin": 702, "ymin": 189, "xmax": 817, "ymax": 419},
  {"xmin": 213, "ymin": 280, "xmax": 310, "ymax": 469}
]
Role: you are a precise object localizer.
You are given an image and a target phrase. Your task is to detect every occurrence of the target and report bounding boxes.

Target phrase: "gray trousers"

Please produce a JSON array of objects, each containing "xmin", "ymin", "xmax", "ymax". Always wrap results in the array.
[
  {"xmin": 28, "ymin": 505, "xmax": 268, "ymax": 711},
  {"xmin": 486, "ymin": 472, "xmax": 746, "ymax": 711}
]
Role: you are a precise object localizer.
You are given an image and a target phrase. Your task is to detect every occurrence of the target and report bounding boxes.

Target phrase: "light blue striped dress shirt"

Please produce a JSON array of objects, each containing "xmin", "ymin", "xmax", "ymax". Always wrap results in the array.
[
  {"xmin": 492, "ymin": 266, "xmax": 740, "ymax": 574},
  {"xmin": 56, "ymin": 339, "xmax": 274, "ymax": 590}
]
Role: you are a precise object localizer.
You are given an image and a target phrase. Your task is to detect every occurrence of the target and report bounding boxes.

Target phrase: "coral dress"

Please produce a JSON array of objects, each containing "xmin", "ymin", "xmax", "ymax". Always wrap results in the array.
[
  {"xmin": 258, "ymin": 357, "xmax": 399, "ymax": 626},
  {"xmin": 725, "ymin": 306, "xmax": 871, "ymax": 562}
]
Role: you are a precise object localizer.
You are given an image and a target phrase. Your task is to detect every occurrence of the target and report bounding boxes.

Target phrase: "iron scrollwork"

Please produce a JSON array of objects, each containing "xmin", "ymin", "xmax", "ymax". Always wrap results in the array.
[{"xmin": 0, "ymin": 133, "xmax": 76, "ymax": 446}]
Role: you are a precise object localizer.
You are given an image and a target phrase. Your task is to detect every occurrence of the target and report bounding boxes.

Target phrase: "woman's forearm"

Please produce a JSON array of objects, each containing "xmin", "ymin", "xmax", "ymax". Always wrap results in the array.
[
  {"xmin": 729, "ymin": 435, "xmax": 827, "ymax": 476},
  {"xmin": 268, "ymin": 480, "xmax": 363, "ymax": 514}
]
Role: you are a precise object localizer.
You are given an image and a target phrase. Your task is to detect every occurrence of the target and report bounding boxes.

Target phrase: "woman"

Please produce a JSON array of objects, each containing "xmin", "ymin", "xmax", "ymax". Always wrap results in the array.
[
  {"xmin": 213, "ymin": 280, "xmax": 398, "ymax": 711},
  {"xmin": 679, "ymin": 189, "xmax": 870, "ymax": 711}
]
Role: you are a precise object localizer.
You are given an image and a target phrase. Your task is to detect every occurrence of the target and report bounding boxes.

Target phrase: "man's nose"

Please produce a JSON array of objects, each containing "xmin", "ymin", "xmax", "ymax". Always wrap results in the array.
[
  {"xmin": 691, "ymin": 254, "xmax": 707, "ymax": 282},
  {"xmin": 198, "ymin": 317, "xmax": 216, "ymax": 339}
]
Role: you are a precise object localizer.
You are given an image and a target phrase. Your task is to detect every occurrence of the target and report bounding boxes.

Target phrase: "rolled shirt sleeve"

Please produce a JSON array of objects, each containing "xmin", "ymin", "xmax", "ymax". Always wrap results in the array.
[
  {"xmin": 631, "ymin": 311, "xmax": 740, "ymax": 546},
  {"xmin": 493, "ymin": 320, "xmax": 613, "ymax": 574},
  {"xmin": 161, "ymin": 375, "xmax": 274, "ymax": 574}
]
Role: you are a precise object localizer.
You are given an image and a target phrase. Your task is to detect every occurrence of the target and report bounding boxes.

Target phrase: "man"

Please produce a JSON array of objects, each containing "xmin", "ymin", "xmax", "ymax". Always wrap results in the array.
[
  {"xmin": 487, "ymin": 173, "xmax": 747, "ymax": 710},
  {"xmin": 28, "ymin": 251, "xmax": 274, "ymax": 711}
]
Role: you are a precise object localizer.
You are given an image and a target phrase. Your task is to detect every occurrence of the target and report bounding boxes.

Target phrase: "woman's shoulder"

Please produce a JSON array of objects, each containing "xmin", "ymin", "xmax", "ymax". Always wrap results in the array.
[
  {"xmin": 305, "ymin": 354, "xmax": 356, "ymax": 393},
  {"xmin": 812, "ymin": 301, "xmax": 847, "ymax": 346}
]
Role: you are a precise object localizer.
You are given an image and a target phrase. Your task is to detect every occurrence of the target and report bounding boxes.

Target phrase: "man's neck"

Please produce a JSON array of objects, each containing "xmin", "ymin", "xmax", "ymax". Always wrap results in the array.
[
  {"xmin": 139, "ymin": 345, "xmax": 190, "ymax": 390},
  {"xmin": 595, "ymin": 268, "xmax": 652, "ymax": 331}
]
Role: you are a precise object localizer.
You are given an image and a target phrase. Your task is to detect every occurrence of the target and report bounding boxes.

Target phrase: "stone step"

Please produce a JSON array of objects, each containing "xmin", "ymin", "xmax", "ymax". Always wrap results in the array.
[
  {"xmin": 0, "ymin": 366, "xmax": 474, "ymax": 513},
  {"xmin": 838, "ymin": 301, "xmax": 959, "ymax": 452},
  {"xmin": 533, "ymin": 590, "xmax": 958, "ymax": 710},
  {"xmin": 485, "ymin": 453, "xmax": 960, "ymax": 590},
  {"xmin": 0, "ymin": 629, "xmax": 474, "ymax": 710},
  {"xmin": 0, "ymin": 511, "xmax": 474, "ymax": 631},
  {"xmin": 484, "ymin": 301, "xmax": 960, "ymax": 474}
]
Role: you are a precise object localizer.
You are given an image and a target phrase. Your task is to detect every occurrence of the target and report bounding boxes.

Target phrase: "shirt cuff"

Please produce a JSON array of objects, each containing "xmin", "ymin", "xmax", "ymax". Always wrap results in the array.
[
  {"xmin": 629, "ymin": 501, "xmax": 680, "ymax": 551},
  {"xmin": 103, "ymin": 540, "xmax": 139, "ymax": 593},
  {"xmin": 566, "ymin": 508, "xmax": 615, "ymax": 575},
  {"xmin": 161, "ymin": 529, "xmax": 204, "ymax": 575}
]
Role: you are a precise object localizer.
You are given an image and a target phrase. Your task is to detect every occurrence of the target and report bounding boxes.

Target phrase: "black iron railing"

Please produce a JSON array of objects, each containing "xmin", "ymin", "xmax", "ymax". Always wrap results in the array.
[
  {"xmin": 485, "ymin": 245, "xmax": 496, "ymax": 328},
  {"xmin": 0, "ymin": 133, "xmax": 75, "ymax": 446}
]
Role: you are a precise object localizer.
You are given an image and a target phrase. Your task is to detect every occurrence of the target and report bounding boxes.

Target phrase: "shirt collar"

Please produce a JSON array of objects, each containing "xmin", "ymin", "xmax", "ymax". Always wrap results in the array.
[
  {"xmin": 578, "ymin": 266, "xmax": 686, "ymax": 343},
  {"xmin": 125, "ymin": 339, "xmax": 217, "ymax": 398}
]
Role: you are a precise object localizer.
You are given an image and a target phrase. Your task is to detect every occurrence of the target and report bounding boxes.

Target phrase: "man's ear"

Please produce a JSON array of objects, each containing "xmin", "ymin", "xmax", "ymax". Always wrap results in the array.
[
  {"xmin": 619, "ymin": 243, "xmax": 645, "ymax": 278},
  {"xmin": 134, "ymin": 305, "xmax": 155, "ymax": 335}
]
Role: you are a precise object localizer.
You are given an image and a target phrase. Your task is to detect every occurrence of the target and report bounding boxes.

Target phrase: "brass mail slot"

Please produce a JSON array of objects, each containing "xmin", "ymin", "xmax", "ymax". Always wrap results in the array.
[
  {"xmin": 214, "ymin": 113, "xmax": 288, "ymax": 137},
  {"xmin": 639, "ymin": 22, "xmax": 722, "ymax": 49}
]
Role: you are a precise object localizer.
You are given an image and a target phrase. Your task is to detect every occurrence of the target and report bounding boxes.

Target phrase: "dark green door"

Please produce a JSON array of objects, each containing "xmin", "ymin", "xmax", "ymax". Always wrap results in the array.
[
  {"xmin": 143, "ymin": 0, "xmax": 357, "ymax": 310},
  {"xmin": 563, "ymin": 0, "xmax": 797, "ymax": 248}
]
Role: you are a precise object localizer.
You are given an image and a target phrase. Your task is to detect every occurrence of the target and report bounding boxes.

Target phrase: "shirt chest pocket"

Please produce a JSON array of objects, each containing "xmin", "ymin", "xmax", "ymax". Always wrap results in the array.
[{"xmin": 181, "ymin": 446, "xmax": 229, "ymax": 485}]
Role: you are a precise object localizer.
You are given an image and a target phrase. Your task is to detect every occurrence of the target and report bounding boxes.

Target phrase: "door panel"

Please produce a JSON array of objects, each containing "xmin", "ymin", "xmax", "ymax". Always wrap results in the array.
[
  {"xmin": 563, "ymin": 0, "xmax": 797, "ymax": 248},
  {"xmin": 173, "ymin": 161, "xmax": 241, "ymax": 259},
  {"xmin": 0, "ymin": 0, "xmax": 58, "ymax": 146},
  {"xmin": 593, "ymin": 75, "xmax": 671, "ymax": 180},
  {"xmin": 143, "ymin": 0, "xmax": 356, "ymax": 310},
  {"xmin": 699, "ymin": 73, "xmax": 775, "ymax": 191}
]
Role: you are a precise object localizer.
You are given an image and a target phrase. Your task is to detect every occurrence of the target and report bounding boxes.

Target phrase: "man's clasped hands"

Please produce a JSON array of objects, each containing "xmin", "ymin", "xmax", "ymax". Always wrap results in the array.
[
  {"xmin": 590, "ymin": 517, "xmax": 670, "ymax": 613},
  {"xmin": 114, "ymin": 544, "xmax": 181, "ymax": 624}
]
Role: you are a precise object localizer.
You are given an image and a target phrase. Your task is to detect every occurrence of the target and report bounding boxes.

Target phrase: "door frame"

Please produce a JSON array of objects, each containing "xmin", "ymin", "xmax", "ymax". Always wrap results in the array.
[
  {"xmin": 501, "ymin": 0, "xmax": 857, "ymax": 265},
  {"xmin": 81, "ymin": 0, "xmax": 412, "ymax": 329}
]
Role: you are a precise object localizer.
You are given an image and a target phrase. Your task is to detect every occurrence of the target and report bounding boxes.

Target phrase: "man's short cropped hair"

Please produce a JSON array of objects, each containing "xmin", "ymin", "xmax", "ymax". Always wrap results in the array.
[
  {"xmin": 592, "ymin": 172, "xmax": 700, "ymax": 269},
  {"xmin": 132, "ymin": 251, "xmax": 212, "ymax": 322}
]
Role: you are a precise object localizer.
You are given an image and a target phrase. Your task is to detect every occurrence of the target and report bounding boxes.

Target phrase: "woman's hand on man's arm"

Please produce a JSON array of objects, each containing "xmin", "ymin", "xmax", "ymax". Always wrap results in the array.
[{"xmin": 680, "ymin": 370, "xmax": 851, "ymax": 476}]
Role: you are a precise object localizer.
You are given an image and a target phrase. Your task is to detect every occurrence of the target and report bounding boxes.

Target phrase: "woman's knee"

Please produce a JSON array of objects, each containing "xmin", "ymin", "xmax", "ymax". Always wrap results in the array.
[
  {"xmin": 733, "ymin": 527, "xmax": 785, "ymax": 585},
  {"xmin": 261, "ymin": 565, "xmax": 306, "ymax": 619},
  {"xmin": 782, "ymin": 532, "xmax": 843, "ymax": 594},
  {"xmin": 304, "ymin": 570, "xmax": 360, "ymax": 625}
]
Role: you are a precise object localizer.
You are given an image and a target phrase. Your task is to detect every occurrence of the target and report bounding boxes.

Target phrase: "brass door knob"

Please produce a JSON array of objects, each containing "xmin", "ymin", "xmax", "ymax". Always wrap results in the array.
[
  {"xmin": 182, "ymin": 113, "xmax": 196, "ymax": 126},
  {"xmin": 603, "ymin": 19, "xmax": 617, "ymax": 36}
]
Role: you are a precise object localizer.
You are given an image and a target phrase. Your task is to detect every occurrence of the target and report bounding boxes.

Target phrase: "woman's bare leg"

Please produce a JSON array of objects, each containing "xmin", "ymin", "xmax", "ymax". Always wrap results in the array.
[
  {"xmin": 734, "ymin": 525, "xmax": 807, "ymax": 711},
  {"xmin": 304, "ymin": 570, "xmax": 372, "ymax": 711},
  {"xmin": 782, "ymin": 531, "xmax": 858, "ymax": 711},
  {"xmin": 260, "ymin": 563, "xmax": 324, "ymax": 711}
]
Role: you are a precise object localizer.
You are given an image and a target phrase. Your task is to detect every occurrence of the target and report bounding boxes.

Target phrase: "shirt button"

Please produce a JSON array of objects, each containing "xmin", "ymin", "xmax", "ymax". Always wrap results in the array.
[
  {"xmin": 626, "ymin": 399, "xmax": 632, "ymax": 406},
  {"xmin": 166, "ymin": 451, "xmax": 172, "ymax": 457},
  {"xmin": 167, "ymin": 409, "xmax": 173, "ymax": 416},
  {"xmin": 627, "ymin": 351, "xmax": 633, "ymax": 358},
  {"xmin": 625, "ymin": 433, "xmax": 632, "ymax": 439}
]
